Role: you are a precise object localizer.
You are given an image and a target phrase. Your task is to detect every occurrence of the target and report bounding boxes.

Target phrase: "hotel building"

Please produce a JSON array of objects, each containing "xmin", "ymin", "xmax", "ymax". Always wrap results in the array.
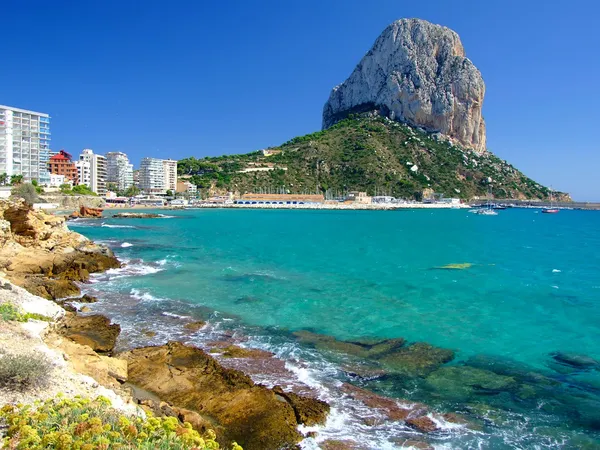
[
  {"xmin": 48, "ymin": 150, "xmax": 77, "ymax": 183},
  {"xmin": 106, "ymin": 151, "xmax": 134, "ymax": 192},
  {"xmin": 163, "ymin": 159, "xmax": 177, "ymax": 193},
  {"xmin": 0, "ymin": 105, "xmax": 51, "ymax": 184},
  {"xmin": 139, "ymin": 157, "xmax": 165, "ymax": 194},
  {"xmin": 79, "ymin": 149, "xmax": 106, "ymax": 195}
]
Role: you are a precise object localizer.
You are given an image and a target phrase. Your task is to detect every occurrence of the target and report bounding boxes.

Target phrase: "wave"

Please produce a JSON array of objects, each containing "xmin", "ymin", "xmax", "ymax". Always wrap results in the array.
[
  {"xmin": 121, "ymin": 242, "xmax": 134, "ymax": 248},
  {"xmin": 161, "ymin": 311, "xmax": 191, "ymax": 320},
  {"xmin": 130, "ymin": 288, "xmax": 166, "ymax": 302},
  {"xmin": 101, "ymin": 223, "xmax": 136, "ymax": 229}
]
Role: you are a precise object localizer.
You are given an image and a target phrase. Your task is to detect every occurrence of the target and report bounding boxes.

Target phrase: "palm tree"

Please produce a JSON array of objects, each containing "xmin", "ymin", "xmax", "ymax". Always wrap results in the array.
[
  {"xmin": 10, "ymin": 174, "xmax": 23, "ymax": 186},
  {"xmin": 0, "ymin": 173, "xmax": 7, "ymax": 185}
]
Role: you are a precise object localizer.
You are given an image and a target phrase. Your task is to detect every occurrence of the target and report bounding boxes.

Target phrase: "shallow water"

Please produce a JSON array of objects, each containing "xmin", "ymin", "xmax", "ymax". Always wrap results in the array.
[{"xmin": 70, "ymin": 208, "xmax": 600, "ymax": 449}]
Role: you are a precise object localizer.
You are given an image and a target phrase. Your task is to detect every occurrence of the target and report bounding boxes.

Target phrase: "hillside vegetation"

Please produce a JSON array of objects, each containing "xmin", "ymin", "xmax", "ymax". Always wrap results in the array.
[{"xmin": 179, "ymin": 115, "xmax": 565, "ymax": 201}]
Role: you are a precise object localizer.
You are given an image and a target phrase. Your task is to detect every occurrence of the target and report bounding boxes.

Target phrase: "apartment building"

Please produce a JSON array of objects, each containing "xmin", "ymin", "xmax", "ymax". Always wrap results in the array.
[
  {"xmin": 139, "ymin": 157, "xmax": 165, "ymax": 194},
  {"xmin": 0, "ymin": 105, "xmax": 51, "ymax": 184},
  {"xmin": 48, "ymin": 150, "xmax": 77, "ymax": 183},
  {"xmin": 79, "ymin": 149, "xmax": 106, "ymax": 195},
  {"xmin": 106, "ymin": 151, "xmax": 134, "ymax": 192},
  {"xmin": 163, "ymin": 159, "xmax": 177, "ymax": 193}
]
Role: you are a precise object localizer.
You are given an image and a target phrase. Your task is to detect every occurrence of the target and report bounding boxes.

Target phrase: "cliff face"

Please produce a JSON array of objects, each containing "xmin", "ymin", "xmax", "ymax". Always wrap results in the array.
[{"xmin": 323, "ymin": 18, "xmax": 487, "ymax": 153}]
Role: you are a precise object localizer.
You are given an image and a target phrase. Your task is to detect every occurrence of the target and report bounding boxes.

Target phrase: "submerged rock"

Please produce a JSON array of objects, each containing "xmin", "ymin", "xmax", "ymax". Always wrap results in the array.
[
  {"xmin": 550, "ymin": 352, "xmax": 600, "ymax": 371},
  {"xmin": 406, "ymin": 416, "xmax": 439, "ymax": 433},
  {"xmin": 425, "ymin": 366, "xmax": 517, "ymax": 401},
  {"xmin": 377, "ymin": 342, "xmax": 455, "ymax": 377},
  {"xmin": 183, "ymin": 320, "xmax": 206, "ymax": 332},
  {"xmin": 293, "ymin": 330, "xmax": 405, "ymax": 359},
  {"xmin": 215, "ymin": 345, "xmax": 274, "ymax": 359},
  {"xmin": 122, "ymin": 341, "xmax": 329, "ymax": 450}
]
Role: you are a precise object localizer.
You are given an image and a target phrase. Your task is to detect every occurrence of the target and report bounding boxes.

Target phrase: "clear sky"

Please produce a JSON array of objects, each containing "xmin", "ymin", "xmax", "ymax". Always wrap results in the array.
[{"xmin": 3, "ymin": 0, "xmax": 599, "ymax": 200}]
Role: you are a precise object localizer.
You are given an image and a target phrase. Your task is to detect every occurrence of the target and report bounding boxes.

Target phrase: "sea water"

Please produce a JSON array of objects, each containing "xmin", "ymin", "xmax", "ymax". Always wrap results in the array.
[{"xmin": 69, "ymin": 208, "xmax": 600, "ymax": 449}]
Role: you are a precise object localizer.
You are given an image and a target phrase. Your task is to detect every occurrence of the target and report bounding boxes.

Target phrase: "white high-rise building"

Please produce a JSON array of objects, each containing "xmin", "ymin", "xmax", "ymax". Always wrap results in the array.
[
  {"xmin": 106, "ymin": 152, "xmax": 134, "ymax": 192},
  {"xmin": 79, "ymin": 149, "xmax": 106, "ymax": 195},
  {"xmin": 140, "ymin": 158, "xmax": 165, "ymax": 194},
  {"xmin": 162, "ymin": 159, "xmax": 177, "ymax": 193},
  {"xmin": 75, "ymin": 160, "xmax": 91, "ymax": 187},
  {"xmin": 0, "ymin": 105, "xmax": 51, "ymax": 184}
]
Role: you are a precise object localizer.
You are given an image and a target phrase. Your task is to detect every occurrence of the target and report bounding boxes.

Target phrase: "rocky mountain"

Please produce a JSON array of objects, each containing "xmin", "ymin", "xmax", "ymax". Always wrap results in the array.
[
  {"xmin": 179, "ymin": 115, "xmax": 567, "ymax": 201},
  {"xmin": 322, "ymin": 18, "xmax": 486, "ymax": 153}
]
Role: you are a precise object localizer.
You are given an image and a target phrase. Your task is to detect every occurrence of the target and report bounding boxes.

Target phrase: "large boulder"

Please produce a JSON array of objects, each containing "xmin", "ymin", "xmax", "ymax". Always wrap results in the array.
[
  {"xmin": 57, "ymin": 313, "xmax": 121, "ymax": 353},
  {"xmin": 122, "ymin": 342, "xmax": 329, "ymax": 450},
  {"xmin": 323, "ymin": 18, "xmax": 486, "ymax": 152}
]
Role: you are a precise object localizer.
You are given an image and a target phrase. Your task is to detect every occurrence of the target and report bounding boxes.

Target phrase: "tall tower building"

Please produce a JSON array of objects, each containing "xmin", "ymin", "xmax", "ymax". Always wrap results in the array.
[
  {"xmin": 79, "ymin": 149, "xmax": 106, "ymax": 195},
  {"xmin": 162, "ymin": 159, "xmax": 177, "ymax": 193},
  {"xmin": 139, "ymin": 158, "xmax": 165, "ymax": 194},
  {"xmin": 106, "ymin": 151, "xmax": 134, "ymax": 192},
  {"xmin": 0, "ymin": 105, "xmax": 51, "ymax": 184}
]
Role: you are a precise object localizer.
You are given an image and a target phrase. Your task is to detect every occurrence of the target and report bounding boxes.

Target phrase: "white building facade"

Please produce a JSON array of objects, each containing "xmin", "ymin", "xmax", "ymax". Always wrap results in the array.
[
  {"xmin": 140, "ymin": 157, "xmax": 165, "ymax": 194},
  {"xmin": 79, "ymin": 149, "xmax": 106, "ymax": 195},
  {"xmin": 106, "ymin": 152, "xmax": 134, "ymax": 192},
  {"xmin": 0, "ymin": 105, "xmax": 51, "ymax": 184},
  {"xmin": 162, "ymin": 159, "xmax": 177, "ymax": 193}
]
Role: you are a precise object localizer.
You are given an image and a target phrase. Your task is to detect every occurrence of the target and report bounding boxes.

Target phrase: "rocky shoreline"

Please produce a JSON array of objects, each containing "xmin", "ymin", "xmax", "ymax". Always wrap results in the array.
[{"xmin": 0, "ymin": 200, "xmax": 332, "ymax": 450}]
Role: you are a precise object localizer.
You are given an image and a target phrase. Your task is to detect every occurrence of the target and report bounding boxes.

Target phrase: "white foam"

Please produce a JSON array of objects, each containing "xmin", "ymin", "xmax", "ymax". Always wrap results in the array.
[
  {"xmin": 552, "ymin": 269, "xmax": 561, "ymax": 273},
  {"xmin": 121, "ymin": 242, "xmax": 134, "ymax": 248},
  {"xmin": 101, "ymin": 223, "xmax": 135, "ymax": 229},
  {"xmin": 161, "ymin": 311, "xmax": 191, "ymax": 319},
  {"xmin": 130, "ymin": 288, "xmax": 165, "ymax": 302}
]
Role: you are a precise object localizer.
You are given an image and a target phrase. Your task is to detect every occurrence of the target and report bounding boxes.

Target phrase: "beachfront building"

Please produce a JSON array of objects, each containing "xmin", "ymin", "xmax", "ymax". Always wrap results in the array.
[
  {"xmin": 163, "ymin": 159, "xmax": 177, "ymax": 193},
  {"xmin": 48, "ymin": 150, "xmax": 78, "ymax": 183},
  {"xmin": 0, "ymin": 105, "xmax": 51, "ymax": 184},
  {"xmin": 139, "ymin": 157, "xmax": 165, "ymax": 194},
  {"xmin": 176, "ymin": 180, "xmax": 197, "ymax": 196},
  {"xmin": 49, "ymin": 173, "xmax": 72, "ymax": 188},
  {"xmin": 236, "ymin": 193, "xmax": 325, "ymax": 205},
  {"xmin": 75, "ymin": 160, "xmax": 91, "ymax": 187},
  {"xmin": 106, "ymin": 151, "xmax": 134, "ymax": 192},
  {"xmin": 79, "ymin": 149, "xmax": 106, "ymax": 195},
  {"xmin": 346, "ymin": 191, "xmax": 371, "ymax": 204}
]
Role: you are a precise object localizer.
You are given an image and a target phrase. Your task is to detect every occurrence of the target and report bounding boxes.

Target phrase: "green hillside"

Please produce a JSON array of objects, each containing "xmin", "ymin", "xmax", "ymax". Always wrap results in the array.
[{"xmin": 178, "ymin": 115, "xmax": 565, "ymax": 201}]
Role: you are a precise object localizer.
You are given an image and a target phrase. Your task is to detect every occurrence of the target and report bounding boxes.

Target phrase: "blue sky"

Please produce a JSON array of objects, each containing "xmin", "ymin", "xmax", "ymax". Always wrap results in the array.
[{"xmin": 2, "ymin": 0, "xmax": 599, "ymax": 200}]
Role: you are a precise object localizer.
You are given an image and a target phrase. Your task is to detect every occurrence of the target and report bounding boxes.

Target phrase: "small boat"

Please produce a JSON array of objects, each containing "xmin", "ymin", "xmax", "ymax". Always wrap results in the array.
[
  {"xmin": 542, "ymin": 188, "xmax": 559, "ymax": 214},
  {"xmin": 476, "ymin": 208, "xmax": 498, "ymax": 216}
]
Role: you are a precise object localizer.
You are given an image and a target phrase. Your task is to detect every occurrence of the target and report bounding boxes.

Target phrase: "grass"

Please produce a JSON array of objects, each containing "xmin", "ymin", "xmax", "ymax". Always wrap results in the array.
[
  {"xmin": 0, "ymin": 395, "xmax": 243, "ymax": 449},
  {"xmin": 0, "ymin": 352, "xmax": 53, "ymax": 391}
]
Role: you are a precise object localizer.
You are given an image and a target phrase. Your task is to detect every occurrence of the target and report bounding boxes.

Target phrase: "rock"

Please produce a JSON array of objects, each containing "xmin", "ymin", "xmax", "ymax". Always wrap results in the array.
[
  {"xmin": 320, "ymin": 440, "xmax": 363, "ymax": 450},
  {"xmin": 550, "ymin": 352, "xmax": 600, "ymax": 370},
  {"xmin": 141, "ymin": 329, "xmax": 157, "ymax": 338},
  {"xmin": 377, "ymin": 342, "xmax": 454, "ymax": 377},
  {"xmin": 122, "ymin": 341, "xmax": 329, "ymax": 450},
  {"xmin": 112, "ymin": 212, "xmax": 162, "ymax": 219},
  {"xmin": 183, "ymin": 320, "xmax": 206, "ymax": 332},
  {"xmin": 340, "ymin": 383, "xmax": 427, "ymax": 422},
  {"xmin": 396, "ymin": 439, "xmax": 434, "ymax": 449},
  {"xmin": 406, "ymin": 416, "xmax": 439, "ymax": 433},
  {"xmin": 322, "ymin": 18, "xmax": 486, "ymax": 153},
  {"xmin": 293, "ymin": 330, "xmax": 405, "ymax": 359},
  {"xmin": 216, "ymin": 345, "xmax": 274, "ymax": 359},
  {"xmin": 425, "ymin": 366, "xmax": 517, "ymax": 401},
  {"xmin": 77, "ymin": 294, "xmax": 98, "ymax": 303},
  {"xmin": 69, "ymin": 206, "xmax": 103, "ymax": 219},
  {"xmin": 272, "ymin": 386, "xmax": 330, "ymax": 427},
  {"xmin": 0, "ymin": 200, "xmax": 120, "ymax": 298},
  {"xmin": 57, "ymin": 313, "xmax": 121, "ymax": 353},
  {"xmin": 79, "ymin": 306, "xmax": 92, "ymax": 313}
]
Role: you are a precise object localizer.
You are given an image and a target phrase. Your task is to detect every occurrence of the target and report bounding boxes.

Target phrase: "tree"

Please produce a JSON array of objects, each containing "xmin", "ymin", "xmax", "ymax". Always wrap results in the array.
[
  {"xmin": 123, "ymin": 185, "xmax": 141, "ymax": 197},
  {"xmin": 71, "ymin": 184, "xmax": 96, "ymax": 195},
  {"xmin": 166, "ymin": 190, "xmax": 173, "ymax": 197},
  {"xmin": 0, "ymin": 173, "xmax": 7, "ymax": 185},
  {"xmin": 59, "ymin": 183, "xmax": 72, "ymax": 193},
  {"xmin": 106, "ymin": 182, "xmax": 119, "ymax": 193},
  {"xmin": 11, "ymin": 183, "xmax": 40, "ymax": 205},
  {"xmin": 10, "ymin": 175, "xmax": 23, "ymax": 186}
]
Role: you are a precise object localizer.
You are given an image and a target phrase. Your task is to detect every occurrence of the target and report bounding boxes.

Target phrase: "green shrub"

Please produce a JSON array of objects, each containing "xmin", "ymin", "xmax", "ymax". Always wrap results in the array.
[
  {"xmin": 10, "ymin": 183, "xmax": 41, "ymax": 205},
  {"xmin": 0, "ymin": 352, "xmax": 53, "ymax": 391},
  {"xmin": 0, "ymin": 395, "xmax": 243, "ymax": 449},
  {"xmin": 0, "ymin": 303, "xmax": 51, "ymax": 322}
]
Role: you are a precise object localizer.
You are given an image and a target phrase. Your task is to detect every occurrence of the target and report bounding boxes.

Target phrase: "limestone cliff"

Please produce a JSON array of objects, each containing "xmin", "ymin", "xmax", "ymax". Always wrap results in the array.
[{"xmin": 323, "ymin": 18, "xmax": 487, "ymax": 153}]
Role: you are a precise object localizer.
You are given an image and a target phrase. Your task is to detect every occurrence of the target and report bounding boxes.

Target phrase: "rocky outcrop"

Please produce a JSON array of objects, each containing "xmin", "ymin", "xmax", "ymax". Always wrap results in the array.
[
  {"xmin": 69, "ymin": 206, "xmax": 104, "ymax": 219},
  {"xmin": 0, "ymin": 200, "xmax": 120, "ymax": 299},
  {"xmin": 40, "ymin": 194, "xmax": 106, "ymax": 209},
  {"xmin": 323, "ymin": 18, "xmax": 486, "ymax": 152},
  {"xmin": 112, "ymin": 212, "xmax": 162, "ymax": 219},
  {"xmin": 122, "ymin": 341, "xmax": 330, "ymax": 450},
  {"xmin": 57, "ymin": 313, "xmax": 121, "ymax": 354}
]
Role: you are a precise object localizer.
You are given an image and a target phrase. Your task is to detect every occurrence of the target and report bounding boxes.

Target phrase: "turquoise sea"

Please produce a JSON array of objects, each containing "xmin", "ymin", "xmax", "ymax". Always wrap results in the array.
[{"xmin": 69, "ymin": 208, "xmax": 600, "ymax": 449}]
